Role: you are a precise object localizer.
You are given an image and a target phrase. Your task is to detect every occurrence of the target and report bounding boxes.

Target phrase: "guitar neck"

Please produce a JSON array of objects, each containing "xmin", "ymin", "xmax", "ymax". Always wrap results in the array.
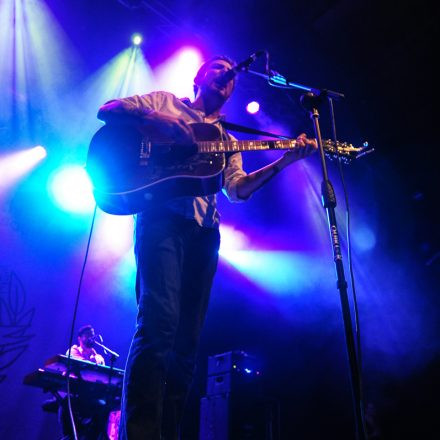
[{"xmin": 197, "ymin": 139, "xmax": 297, "ymax": 154}]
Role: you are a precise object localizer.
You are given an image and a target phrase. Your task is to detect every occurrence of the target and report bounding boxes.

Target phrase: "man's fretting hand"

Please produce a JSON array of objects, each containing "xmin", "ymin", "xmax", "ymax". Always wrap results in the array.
[{"xmin": 280, "ymin": 133, "xmax": 318, "ymax": 165}]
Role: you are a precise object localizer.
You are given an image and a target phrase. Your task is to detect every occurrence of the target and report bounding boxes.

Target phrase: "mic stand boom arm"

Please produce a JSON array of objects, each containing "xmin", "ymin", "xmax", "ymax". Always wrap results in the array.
[
  {"xmin": 247, "ymin": 69, "xmax": 345, "ymax": 100},
  {"xmin": 93, "ymin": 340, "xmax": 120, "ymax": 361},
  {"xmin": 247, "ymin": 68, "xmax": 366, "ymax": 440}
]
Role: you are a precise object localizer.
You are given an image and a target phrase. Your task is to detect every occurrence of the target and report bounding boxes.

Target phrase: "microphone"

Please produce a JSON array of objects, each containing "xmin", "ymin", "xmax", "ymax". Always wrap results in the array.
[
  {"xmin": 216, "ymin": 51, "xmax": 265, "ymax": 86},
  {"xmin": 87, "ymin": 334, "xmax": 103, "ymax": 345},
  {"xmin": 89, "ymin": 334, "xmax": 120, "ymax": 359}
]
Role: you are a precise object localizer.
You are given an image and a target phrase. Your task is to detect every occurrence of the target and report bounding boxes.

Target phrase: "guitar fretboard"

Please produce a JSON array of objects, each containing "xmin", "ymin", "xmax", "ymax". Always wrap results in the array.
[{"xmin": 197, "ymin": 139, "xmax": 297, "ymax": 153}]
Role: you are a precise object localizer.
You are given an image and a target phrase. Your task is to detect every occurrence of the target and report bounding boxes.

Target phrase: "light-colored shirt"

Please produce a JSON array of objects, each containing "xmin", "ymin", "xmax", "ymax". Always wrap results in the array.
[
  {"xmin": 67, "ymin": 345, "xmax": 105, "ymax": 366},
  {"xmin": 103, "ymin": 91, "xmax": 247, "ymax": 228}
]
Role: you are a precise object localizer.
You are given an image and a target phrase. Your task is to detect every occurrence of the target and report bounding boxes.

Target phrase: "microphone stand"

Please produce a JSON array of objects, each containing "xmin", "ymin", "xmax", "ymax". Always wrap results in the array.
[
  {"xmin": 247, "ymin": 69, "xmax": 367, "ymax": 440},
  {"xmin": 93, "ymin": 339, "xmax": 120, "ymax": 384},
  {"xmin": 94, "ymin": 339, "xmax": 120, "ymax": 362},
  {"xmin": 93, "ymin": 339, "xmax": 121, "ymax": 435}
]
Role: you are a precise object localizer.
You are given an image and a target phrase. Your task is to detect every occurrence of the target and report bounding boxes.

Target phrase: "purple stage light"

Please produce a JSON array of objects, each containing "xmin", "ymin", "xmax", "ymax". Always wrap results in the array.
[
  {"xmin": 178, "ymin": 47, "xmax": 201, "ymax": 66},
  {"xmin": 246, "ymin": 101, "xmax": 260, "ymax": 114},
  {"xmin": 154, "ymin": 47, "xmax": 202, "ymax": 98},
  {"xmin": 94, "ymin": 215, "xmax": 134, "ymax": 256},
  {"xmin": 219, "ymin": 224, "xmax": 250, "ymax": 256}
]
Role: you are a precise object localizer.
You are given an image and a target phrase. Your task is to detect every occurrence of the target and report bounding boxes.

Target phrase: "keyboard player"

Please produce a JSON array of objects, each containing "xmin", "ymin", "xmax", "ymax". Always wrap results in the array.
[
  {"xmin": 67, "ymin": 324, "xmax": 105, "ymax": 366},
  {"xmin": 59, "ymin": 324, "xmax": 108, "ymax": 439}
]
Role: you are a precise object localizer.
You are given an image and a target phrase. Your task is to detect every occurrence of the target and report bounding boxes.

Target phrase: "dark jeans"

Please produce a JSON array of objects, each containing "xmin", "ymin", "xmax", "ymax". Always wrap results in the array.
[{"xmin": 119, "ymin": 213, "xmax": 220, "ymax": 440}]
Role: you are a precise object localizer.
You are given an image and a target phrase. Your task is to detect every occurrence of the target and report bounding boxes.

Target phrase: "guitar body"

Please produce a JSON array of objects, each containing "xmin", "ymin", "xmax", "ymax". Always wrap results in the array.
[{"xmin": 87, "ymin": 123, "xmax": 226, "ymax": 215}]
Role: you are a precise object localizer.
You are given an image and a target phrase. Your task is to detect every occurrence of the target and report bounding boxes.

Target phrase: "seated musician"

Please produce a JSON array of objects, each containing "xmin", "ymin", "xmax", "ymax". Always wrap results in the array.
[
  {"xmin": 58, "ymin": 325, "xmax": 108, "ymax": 439},
  {"xmin": 67, "ymin": 324, "xmax": 105, "ymax": 366}
]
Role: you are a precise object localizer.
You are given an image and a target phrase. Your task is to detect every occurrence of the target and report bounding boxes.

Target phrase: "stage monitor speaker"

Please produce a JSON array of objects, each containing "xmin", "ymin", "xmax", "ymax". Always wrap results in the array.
[
  {"xmin": 200, "ymin": 392, "xmax": 271, "ymax": 440},
  {"xmin": 200, "ymin": 351, "xmax": 278, "ymax": 440}
]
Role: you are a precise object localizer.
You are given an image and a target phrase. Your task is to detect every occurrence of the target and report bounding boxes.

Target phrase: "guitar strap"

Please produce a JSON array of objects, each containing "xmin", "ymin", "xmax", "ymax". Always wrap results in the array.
[{"xmin": 220, "ymin": 120, "xmax": 290, "ymax": 140}]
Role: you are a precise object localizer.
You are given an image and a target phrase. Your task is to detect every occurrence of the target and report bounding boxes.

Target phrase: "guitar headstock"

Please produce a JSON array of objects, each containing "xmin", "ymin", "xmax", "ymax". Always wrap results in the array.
[{"xmin": 323, "ymin": 139, "xmax": 374, "ymax": 163}]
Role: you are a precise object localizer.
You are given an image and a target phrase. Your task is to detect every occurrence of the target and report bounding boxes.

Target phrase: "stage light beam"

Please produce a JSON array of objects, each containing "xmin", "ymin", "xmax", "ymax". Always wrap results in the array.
[
  {"xmin": 221, "ymin": 250, "xmax": 323, "ymax": 295},
  {"xmin": 0, "ymin": 146, "xmax": 47, "ymax": 191}
]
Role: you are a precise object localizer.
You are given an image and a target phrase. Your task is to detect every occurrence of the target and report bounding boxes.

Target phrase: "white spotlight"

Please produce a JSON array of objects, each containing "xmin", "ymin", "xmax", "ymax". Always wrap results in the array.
[{"xmin": 132, "ymin": 33, "xmax": 143, "ymax": 46}]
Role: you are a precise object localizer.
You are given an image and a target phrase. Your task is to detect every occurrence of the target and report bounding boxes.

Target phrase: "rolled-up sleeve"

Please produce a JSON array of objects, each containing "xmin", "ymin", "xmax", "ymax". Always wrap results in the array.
[
  {"xmin": 98, "ymin": 91, "xmax": 168, "ymax": 121},
  {"xmin": 222, "ymin": 152, "xmax": 249, "ymax": 203}
]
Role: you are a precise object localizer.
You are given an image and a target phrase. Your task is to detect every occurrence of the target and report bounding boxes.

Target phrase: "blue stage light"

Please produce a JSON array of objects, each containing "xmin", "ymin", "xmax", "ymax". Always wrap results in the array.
[{"xmin": 48, "ymin": 165, "xmax": 95, "ymax": 214}]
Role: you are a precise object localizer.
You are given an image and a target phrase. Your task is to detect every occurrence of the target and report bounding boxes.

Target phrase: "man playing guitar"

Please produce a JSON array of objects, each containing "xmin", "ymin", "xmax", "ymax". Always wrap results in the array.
[{"xmin": 97, "ymin": 55, "xmax": 317, "ymax": 440}]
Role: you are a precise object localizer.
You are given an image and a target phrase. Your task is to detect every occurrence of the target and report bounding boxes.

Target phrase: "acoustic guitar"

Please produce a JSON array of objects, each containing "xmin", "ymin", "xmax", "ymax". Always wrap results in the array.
[{"xmin": 86, "ymin": 122, "xmax": 371, "ymax": 215}]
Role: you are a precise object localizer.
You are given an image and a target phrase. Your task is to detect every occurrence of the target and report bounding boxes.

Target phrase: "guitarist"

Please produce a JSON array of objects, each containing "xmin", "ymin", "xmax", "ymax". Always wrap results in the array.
[{"xmin": 97, "ymin": 55, "xmax": 317, "ymax": 440}]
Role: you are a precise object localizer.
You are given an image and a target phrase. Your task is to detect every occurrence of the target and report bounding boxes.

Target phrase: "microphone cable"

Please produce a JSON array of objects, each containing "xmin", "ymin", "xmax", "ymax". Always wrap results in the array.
[
  {"xmin": 327, "ymin": 96, "xmax": 367, "ymax": 437},
  {"xmin": 327, "ymin": 97, "xmax": 363, "ymax": 373},
  {"xmin": 268, "ymin": 57, "xmax": 367, "ymax": 435},
  {"xmin": 65, "ymin": 203, "xmax": 98, "ymax": 440}
]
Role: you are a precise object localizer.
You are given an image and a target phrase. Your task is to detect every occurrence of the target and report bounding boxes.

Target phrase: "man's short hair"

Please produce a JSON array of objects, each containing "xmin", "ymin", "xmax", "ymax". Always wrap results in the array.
[
  {"xmin": 78, "ymin": 324, "xmax": 94, "ymax": 337},
  {"xmin": 193, "ymin": 55, "xmax": 236, "ymax": 97}
]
